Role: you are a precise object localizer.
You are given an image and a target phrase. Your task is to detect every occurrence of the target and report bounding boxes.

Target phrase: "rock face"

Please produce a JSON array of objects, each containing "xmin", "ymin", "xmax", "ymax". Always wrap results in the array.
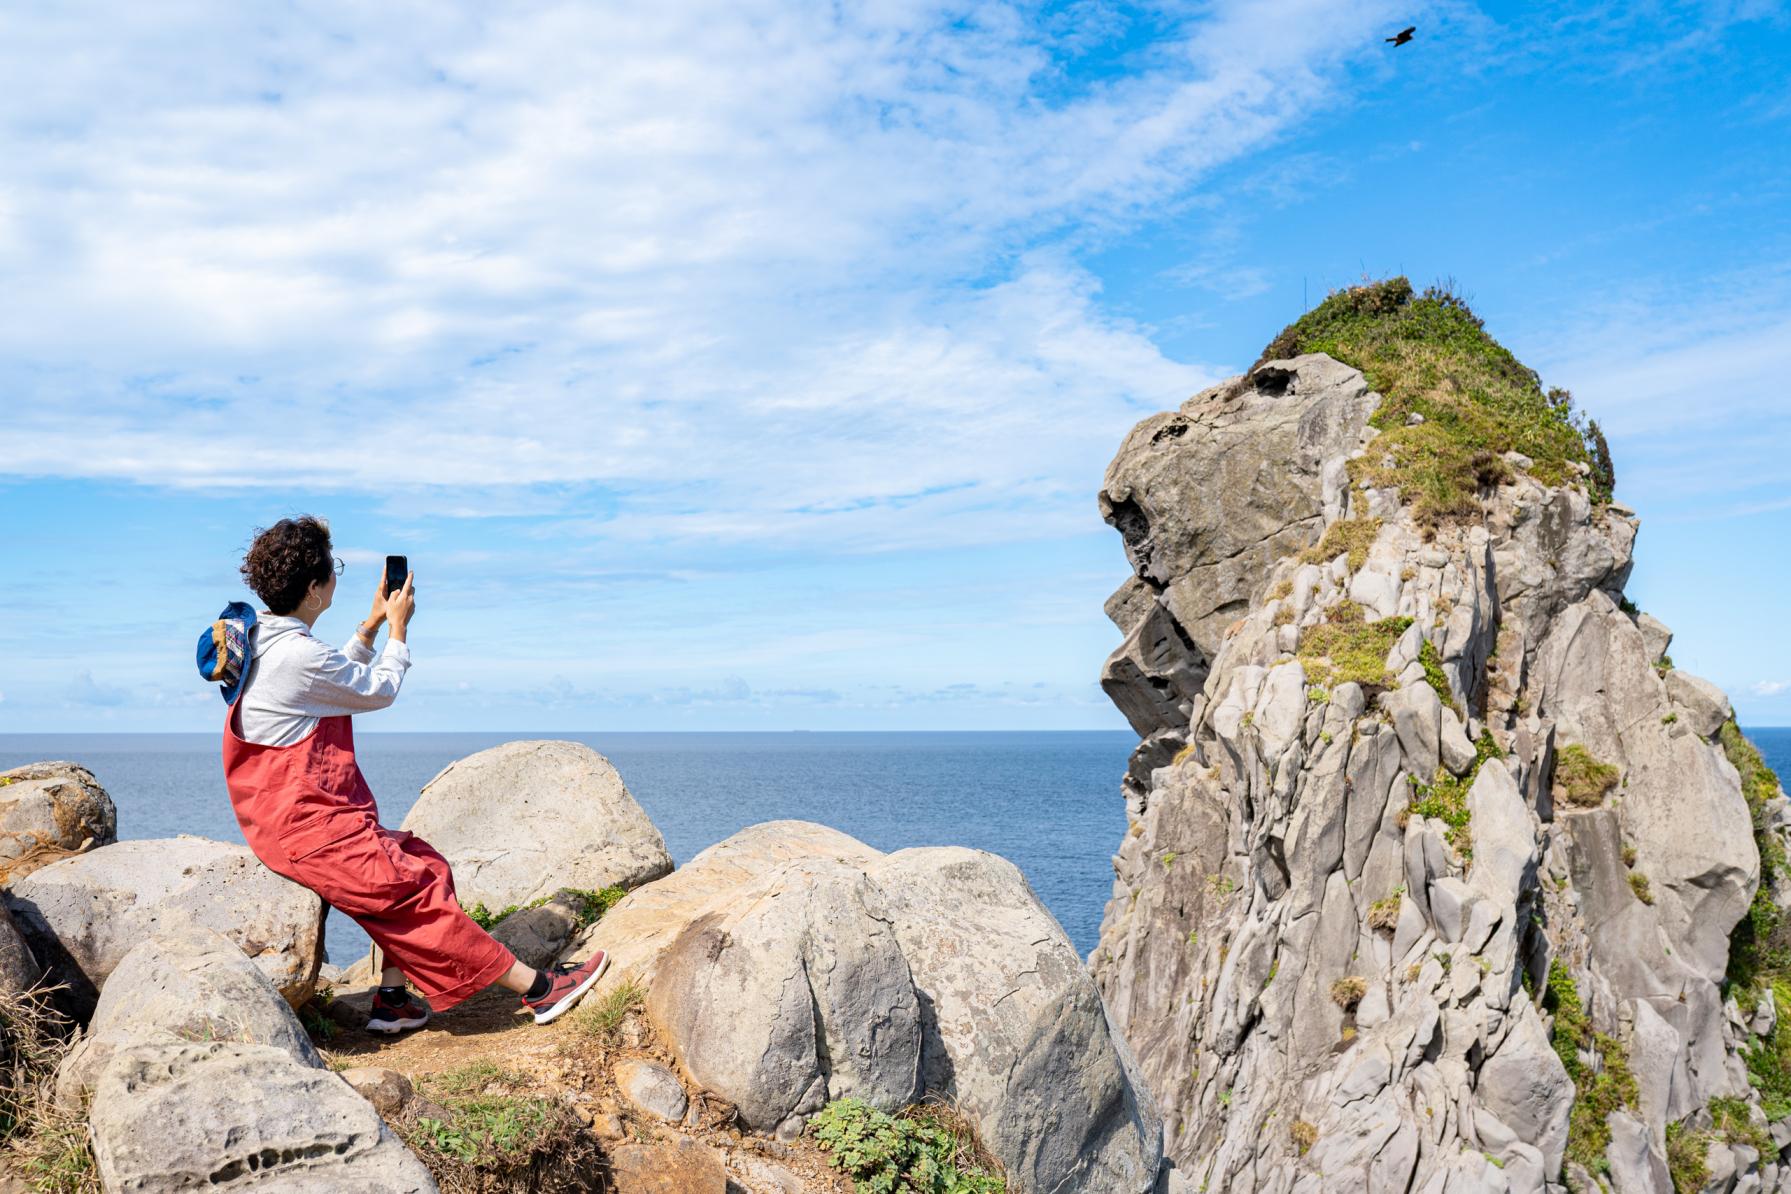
[
  {"xmin": 5, "ymin": 836, "xmax": 325, "ymax": 1018},
  {"xmin": 0, "ymin": 760, "xmax": 117, "ymax": 883},
  {"xmin": 572, "ymin": 820, "xmax": 1162, "ymax": 1192},
  {"xmin": 73, "ymin": 927, "xmax": 436, "ymax": 1192},
  {"xmin": 56, "ymin": 925, "xmax": 321, "ymax": 1107},
  {"xmin": 400, "ymin": 740, "xmax": 673, "ymax": 910},
  {"xmin": 1091, "ymin": 351, "xmax": 1784, "ymax": 1190}
]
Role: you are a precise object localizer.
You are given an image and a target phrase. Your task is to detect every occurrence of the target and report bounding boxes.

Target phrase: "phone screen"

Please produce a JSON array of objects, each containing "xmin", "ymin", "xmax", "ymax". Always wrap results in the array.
[{"xmin": 385, "ymin": 555, "xmax": 408, "ymax": 595}]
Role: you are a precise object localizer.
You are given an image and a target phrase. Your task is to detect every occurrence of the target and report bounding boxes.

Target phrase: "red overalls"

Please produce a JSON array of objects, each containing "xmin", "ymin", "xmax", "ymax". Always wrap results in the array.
[{"xmin": 222, "ymin": 700, "xmax": 514, "ymax": 1011}]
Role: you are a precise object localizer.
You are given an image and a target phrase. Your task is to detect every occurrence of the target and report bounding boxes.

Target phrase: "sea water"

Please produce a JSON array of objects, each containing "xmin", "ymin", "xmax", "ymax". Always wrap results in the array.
[
  {"xmin": 3, "ymin": 728, "xmax": 1787, "ymax": 970},
  {"xmin": 0, "ymin": 731, "xmax": 1135, "ymax": 966}
]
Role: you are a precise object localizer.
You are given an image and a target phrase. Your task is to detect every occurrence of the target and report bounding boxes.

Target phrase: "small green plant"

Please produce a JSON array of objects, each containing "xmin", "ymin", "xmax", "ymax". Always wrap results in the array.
[
  {"xmin": 1628, "ymin": 872, "xmax": 1654, "ymax": 905},
  {"xmin": 1545, "ymin": 961, "xmax": 1640, "ymax": 1172},
  {"xmin": 1417, "ymin": 640, "xmax": 1453, "ymax": 706},
  {"xmin": 1308, "ymin": 686, "xmax": 1329, "ymax": 704},
  {"xmin": 1408, "ymin": 768, "xmax": 1474, "ymax": 862},
  {"xmin": 1218, "ymin": 1089, "xmax": 1232, "ymax": 1108},
  {"xmin": 1662, "ymin": 713, "xmax": 1678, "ymax": 725},
  {"xmin": 1329, "ymin": 976, "xmax": 1367, "ymax": 1008},
  {"xmin": 1655, "ymin": 655, "xmax": 1675, "ymax": 676},
  {"xmin": 1161, "ymin": 852, "xmax": 1177, "ymax": 869},
  {"xmin": 1297, "ymin": 603, "xmax": 1413, "ymax": 691},
  {"xmin": 1298, "ymin": 518, "xmax": 1382, "ymax": 574},
  {"xmin": 1290, "ymin": 1119, "xmax": 1317, "ymax": 1156},
  {"xmin": 1207, "ymin": 874, "xmax": 1236, "ymax": 896},
  {"xmin": 1552, "ymin": 744, "xmax": 1619, "ymax": 808},
  {"xmin": 1621, "ymin": 844, "xmax": 1637, "ymax": 868},
  {"xmin": 810, "ymin": 1098, "xmax": 1005, "ymax": 1193},
  {"xmin": 1722, "ymin": 720, "xmax": 1789, "ymax": 992},
  {"xmin": 1666, "ymin": 1120, "xmax": 1710, "ymax": 1193},
  {"xmin": 572, "ymin": 977, "xmax": 645, "ymax": 1042},
  {"xmin": 461, "ymin": 886, "xmax": 627, "ymax": 932}
]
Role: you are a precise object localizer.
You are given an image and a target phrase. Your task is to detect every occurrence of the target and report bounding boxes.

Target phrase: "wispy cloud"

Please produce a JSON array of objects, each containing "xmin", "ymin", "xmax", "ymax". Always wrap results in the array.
[
  {"xmin": 1754, "ymin": 680, "xmax": 1791, "ymax": 698},
  {"xmin": 0, "ymin": 0, "xmax": 1396, "ymax": 555}
]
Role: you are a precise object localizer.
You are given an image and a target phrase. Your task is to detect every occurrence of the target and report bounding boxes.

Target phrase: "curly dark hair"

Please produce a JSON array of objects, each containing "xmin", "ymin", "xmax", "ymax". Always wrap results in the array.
[{"xmin": 241, "ymin": 517, "xmax": 333, "ymax": 615}]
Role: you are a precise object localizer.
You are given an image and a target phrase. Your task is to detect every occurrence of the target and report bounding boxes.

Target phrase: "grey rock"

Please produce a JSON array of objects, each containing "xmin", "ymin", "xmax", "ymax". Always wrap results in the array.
[
  {"xmin": 614, "ymin": 1058, "xmax": 688, "ymax": 1123},
  {"xmin": 89, "ymin": 1041, "xmax": 437, "ymax": 1192},
  {"xmin": 1384, "ymin": 681, "xmax": 1443, "ymax": 781},
  {"xmin": 873, "ymin": 847, "xmax": 1163, "ymax": 1194},
  {"xmin": 1106, "ymin": 575, "xmax": 1160, "ymax": 634},
  {"xmin": 1099, "ymin": 354, "xmax": 1379, "ymax": 674},
  {"xmin": 0, "ymin": 761, "xmax": 117, "ymax": 884},
  {"xmin": 488, "ymin": 888, "xmax": 588, "ymax": 969},
  {"xmin": 1665, "ymin": 671, "xmax": 1732, "ymax": 740},
  {"xmin": 1636, "ymin": 612, "xmax": 1673, "ymax": 665},
  {"xmin": 1477, "ymin": 1003, "xmax": 1574, "ymax": 1177},
  {"xmin": 0, "ymin": 903, "xmax": 42, "ymax": 1000},
  {"xmin": 1103, "ymin": 602, "xmax": 1207, "ymax": 737},
  {"xmin": 341, "ymin": 1067, "xmax": 413, "ymax": 1117},
  {"xmin": 401, "ymin": 739, "xmax": 673, "ymax": 910},
  {"xmin": 55, "ymin": 925, "xmax": 321, "ymax": 1109},
  {"xmin": 6, "ymin": 836, "xmax": 324, "ymax": 1018},
  {"xmin": 1606, "ymin": 1109, "xmax": 1671, "ymax": 1194},
  {"xmin": 1440, "ymin": 707, "xmax": 1477, "ymax": 776}
]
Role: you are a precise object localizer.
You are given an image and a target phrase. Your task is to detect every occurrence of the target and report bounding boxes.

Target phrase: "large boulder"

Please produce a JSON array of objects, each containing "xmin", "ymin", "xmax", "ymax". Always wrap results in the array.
[
  {"xmin": 5, "ymin": 836, "xmax": 324, "ymax": 1018},
  {"xmin": 56, "ymin": 926, "xmax": 321, "ymax": 1108},
  {"xmin": 89, "ymin": 1040, "xmax": 438, "ymax": 1192},
  {"xmin": 400, "ymin": 740, "xmax": 672, "ymax": 910},
  {"xmin": 575, "ymin": 821, "xmax": 1163, "ymax": 1192},
  {"xmin": 0, "ymin": 903, "xmax": 42, "ymax": 999},
  {"xmin": 0, "ymin": 761, "xmax": 117, "ymax": 884},
  {"xmin": 869, "ymin": 847, "xmax": 1164, "ymax": 1194}
]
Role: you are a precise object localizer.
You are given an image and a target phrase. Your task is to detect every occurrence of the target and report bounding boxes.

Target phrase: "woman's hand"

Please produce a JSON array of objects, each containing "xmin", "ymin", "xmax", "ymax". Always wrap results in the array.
[
  {"xmin": 366, "ymin": 573, "xmax": 391, "ymax": 629},
  {"xmin": 384, "ymin": 572, "xmax": 416, "ymax": 642}
]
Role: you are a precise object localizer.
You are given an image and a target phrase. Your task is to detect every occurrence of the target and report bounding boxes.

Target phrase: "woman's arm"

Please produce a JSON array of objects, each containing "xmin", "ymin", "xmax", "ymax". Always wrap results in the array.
[{"xmin": 301, "ymin": 637, "xmax": 410, "ymax": 713}]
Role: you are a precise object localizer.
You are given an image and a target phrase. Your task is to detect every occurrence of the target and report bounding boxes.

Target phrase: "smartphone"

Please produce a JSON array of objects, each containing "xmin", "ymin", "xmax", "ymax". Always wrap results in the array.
[{"xmin": 384, "ymin": 555, "xmax": 408, "ymax": 596}]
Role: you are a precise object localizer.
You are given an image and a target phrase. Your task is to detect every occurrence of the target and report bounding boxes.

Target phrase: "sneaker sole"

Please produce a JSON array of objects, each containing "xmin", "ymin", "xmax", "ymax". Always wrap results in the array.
[
  {"xmin": 366, "ymin": 1012, "xmax": 431, "ymax": 1034},
  {"xmin": 532, "ymin": 953, "xmax": 611, "ymax": 1025}
]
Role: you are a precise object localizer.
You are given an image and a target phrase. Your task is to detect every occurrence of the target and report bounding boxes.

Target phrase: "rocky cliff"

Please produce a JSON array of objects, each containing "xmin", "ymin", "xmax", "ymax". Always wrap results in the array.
[{"xmin": 1092, "ymin": 279, "xmax": 1791, "ymax": 1193}]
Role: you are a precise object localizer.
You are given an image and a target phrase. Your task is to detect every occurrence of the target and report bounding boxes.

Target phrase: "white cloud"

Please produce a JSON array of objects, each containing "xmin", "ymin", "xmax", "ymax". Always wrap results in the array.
[
  {"xmin": 0, "ymin": 0, "xmax": 1395, "ymax": 552},
  {"xmin": 1754, "ymin": 681, "xmax": 1791, "ymax": 698}
]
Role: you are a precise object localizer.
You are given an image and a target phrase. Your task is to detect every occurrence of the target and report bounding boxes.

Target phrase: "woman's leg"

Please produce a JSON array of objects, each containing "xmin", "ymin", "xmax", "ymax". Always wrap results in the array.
[{"xmin": 492, "ymin": 957, "xmax": 540, "ymax": 995}]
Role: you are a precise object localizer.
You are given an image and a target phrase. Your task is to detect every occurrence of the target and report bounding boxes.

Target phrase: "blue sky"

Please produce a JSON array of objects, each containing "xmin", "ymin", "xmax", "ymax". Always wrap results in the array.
[{"xmin": 1, "ymin": 0, "xmax": 1787, "ymax": 732}]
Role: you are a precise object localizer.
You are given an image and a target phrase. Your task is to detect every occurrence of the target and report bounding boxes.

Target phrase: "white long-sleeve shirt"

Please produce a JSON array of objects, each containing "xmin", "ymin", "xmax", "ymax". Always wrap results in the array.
[{"xmin": 236, "ymin": 613, "xmax": 411, "ymax": 746}]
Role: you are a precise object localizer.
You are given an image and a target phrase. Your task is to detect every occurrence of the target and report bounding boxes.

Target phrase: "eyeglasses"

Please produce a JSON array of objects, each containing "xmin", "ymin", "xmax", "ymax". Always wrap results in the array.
[{"xmin": 332, "ymin": 556, "xmax": 346, "ymax": 576}]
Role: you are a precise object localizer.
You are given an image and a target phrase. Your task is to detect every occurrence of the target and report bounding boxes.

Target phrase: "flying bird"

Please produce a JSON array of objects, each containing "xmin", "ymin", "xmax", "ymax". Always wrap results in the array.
[{"xmin": 1386, "ymin": 25, "xmax": 1416, "ymax": 46}]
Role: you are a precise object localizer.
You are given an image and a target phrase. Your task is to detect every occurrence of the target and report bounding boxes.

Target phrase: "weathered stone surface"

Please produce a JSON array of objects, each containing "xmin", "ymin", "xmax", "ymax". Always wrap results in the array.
[
  {"xmin": 401, "ymin": 740, "xmax": 672, "ymax": 910},
  {"xmin": 1665, "ymin": 669, "xmax": 1732, "ymax": 740},
  {"xmin": 608, "ymin": 1136, "xmax": 728, "ymax": 1193},
  {"xmin": 342, "ymin": 1067, "xmax": 413, "ymax": 1117},
  {"xmin": 580, "ymin": 822, "xmax": 1161, "ymax": 1191},
  {"xmin": 871, "ymin": 847, "xmax": 1163, "ymax": 1194},
  {"xmin": 488, "ymin": 888, "xmax": 588, "ymax": 969},
  {"xmin": 0, "ymin": 903, "xmax": 42, "ymax": 1000},
  {"xmin": 0, "ymin": 761, "xmax": 117, "ymax": 883},
  {"xmin": 56, "ymin": 926, "xmax": 321, "ymax": 1108},
  {"xmin": 6, "ymin": 836, "xmax": 324, "ymax": 1017},
  {"xmin": 89, "ymin": 1041, "xmax": 437, "ymax": 1192},
  {"xmin": 1102, "ymin": 602, "xmax": 1206, "ymax": 738},
  {"xmin": 1098, "ymin": 354, "xmax": 1379, "ymax": 685},
  {"xmin": 614, "ymin": 1058, "xmax": 688, "ymax": 1123},
  {"xmin": 1476, "ymin": 1004, "xmax": 1573, "ymax": 1177}
]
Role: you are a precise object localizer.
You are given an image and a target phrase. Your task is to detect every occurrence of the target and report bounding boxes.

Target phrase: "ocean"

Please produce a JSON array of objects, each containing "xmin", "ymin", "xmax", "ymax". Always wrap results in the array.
[
  {"xmin": 3, "ymin": 728, "xmax": 1787, "ymax": 972},
  {"xmin": 0, "ymin": 731, "xmax": 1137, "ymax": 967}
]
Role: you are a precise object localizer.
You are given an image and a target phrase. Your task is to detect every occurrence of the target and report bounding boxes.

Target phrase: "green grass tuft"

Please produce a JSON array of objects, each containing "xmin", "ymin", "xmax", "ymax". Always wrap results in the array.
[
  {"xmin": 1553, "ymin": 744, "xmax": 1619, "ymax": 808},
  {"xmin": 1257, "ymin": 277, "xmax": 1605, "ymax": 524},
  {"xmin": 1298, "ymin": 517, "xmax": 1382, "ymax": 574},
  {"xmin": 1296, "ymin": 603, "xmax": 1411, "ymax": 691},
  {"xmin": 571, "ymin": 977, "xmax": 646, "ymax": 1042},
  {"xmin": 1723, "ymin": 719, "xmax": 1790, "ymax": 992},
  {"xmin": 1545, "ymin": 961, "xmax": 1638, "ymax": 1173},
  {"xmin": 462, "ymin": 885, "xmax": 629, "ymax": 932}
]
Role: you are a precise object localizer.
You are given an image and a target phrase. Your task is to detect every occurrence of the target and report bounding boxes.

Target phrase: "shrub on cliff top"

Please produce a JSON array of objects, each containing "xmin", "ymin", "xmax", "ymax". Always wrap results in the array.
[{"xmin": 1257, "ymin": 277, "xmax": 1607, "ymax": 523}]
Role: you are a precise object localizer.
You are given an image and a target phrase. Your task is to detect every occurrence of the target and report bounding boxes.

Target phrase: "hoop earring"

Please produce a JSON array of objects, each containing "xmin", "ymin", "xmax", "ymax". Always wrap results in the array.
[{"xmin": 305, "ymin": 594, "xmax": 322, "ymax": 612}]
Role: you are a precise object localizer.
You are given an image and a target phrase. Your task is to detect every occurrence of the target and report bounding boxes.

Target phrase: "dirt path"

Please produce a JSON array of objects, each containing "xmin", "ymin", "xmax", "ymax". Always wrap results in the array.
[{"xmin": 316, "ymin": 983, "xmax": 852, "ymax": 1193}]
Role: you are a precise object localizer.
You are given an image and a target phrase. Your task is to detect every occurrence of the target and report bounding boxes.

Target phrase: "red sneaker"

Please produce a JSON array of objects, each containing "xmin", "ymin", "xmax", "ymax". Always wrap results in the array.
[
  {"xmin": 521, "ymin": 951, "xmax": 611, "ymax": 1025},
  {"xmin": 366, "ymin": 987, "xmax": 432, "ymax": 1034}
]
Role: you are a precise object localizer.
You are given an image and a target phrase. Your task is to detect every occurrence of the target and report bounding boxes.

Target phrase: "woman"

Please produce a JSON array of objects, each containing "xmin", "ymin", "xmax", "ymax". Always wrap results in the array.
[{"xmin": 218, "ymin": 516, "xmax": 607, "ymax": 1033}]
